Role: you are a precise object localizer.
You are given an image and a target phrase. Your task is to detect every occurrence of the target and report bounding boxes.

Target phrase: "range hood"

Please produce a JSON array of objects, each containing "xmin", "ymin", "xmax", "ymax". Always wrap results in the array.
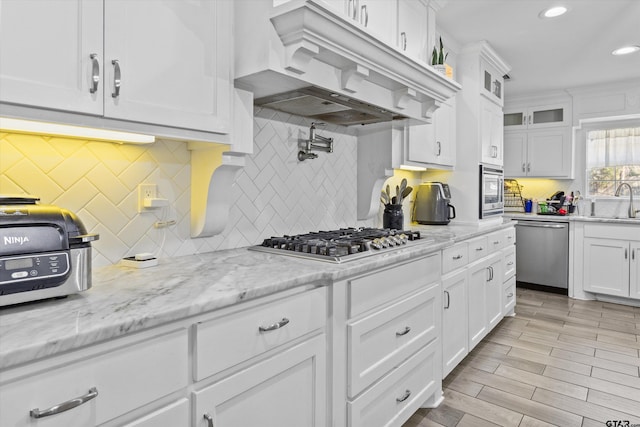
[
  {"xmin": 234, "ymin": 0, "xmax": 461, "ymax": 126},
  {"xmin": 255, "ymin": 87, "xmax": 406, "ymax": 126}
]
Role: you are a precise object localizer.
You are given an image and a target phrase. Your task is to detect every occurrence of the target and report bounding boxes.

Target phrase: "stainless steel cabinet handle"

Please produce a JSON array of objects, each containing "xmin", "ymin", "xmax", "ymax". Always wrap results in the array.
[
  {"xmin": 437, "ymin": 141, "xmax": 442, "ymax": 156},
  {"xmin": 361, "ymin": 5, "xmax": 368, "ymax": 26},
  {"xmin": 507, "ymin": 292, "xmax": 514, "ymax": 298},
  {"xmin": 625, "ymin": 248, "xmax": 628, "ymax": 259},
  {"xmin": 507, "ymin": 261, "xmax": 514, "ymax": 266},
  {"xmin": 258, "ymin": 317, "xmax": 290, "ymax": 332},
  {"xmin": 111, "ymin": 59, "xmax": 121, "ymax": 98},
  {"xmin": 528, "ymin": 115, "xmax": 532, "ymax": 125},
  {"xmin": 522, "ymin": 163, "xmax": 526, "ymax": 172},
  {"xmin": 453, "ymin": 254, "xmax": 463, "ymax": 260},
  {"xmin": 444, "ymin": 290, "xmax": 450, "ymax": 309},
  {"xmin": 89, "ymin": 54, "xmax": 100, "ymax": 94},
  {"xmin": 396, "ymin": 389, "xmax": 411, "ymax": 403},
  {"xmin": 527, "ymin": 163, "xmax": 531, "ymax": 172},
  {"xmin": 476, "ymin": 247, "xmax": 484, "ymax": 251},
  {"xmin": 30, "ymin": 387, "xmax": 98, "ymax": 419},
  {"xmin": 400, "ymin": 32, "xmax": 407, "ymax": 50},
  {"xmin": 396, "ymin": 326, "xmax": 411, "ymax": 336},
  {"xmin": 204, "ymin": 413, "xmax": 214, "ymax": 427},
  {"xmin": 633, "ymin": 249, "xmax": 636, "ymax": 260},
  {"xmin": 491, "ymin": 145, "xmax": 498, "ymax": 158}
]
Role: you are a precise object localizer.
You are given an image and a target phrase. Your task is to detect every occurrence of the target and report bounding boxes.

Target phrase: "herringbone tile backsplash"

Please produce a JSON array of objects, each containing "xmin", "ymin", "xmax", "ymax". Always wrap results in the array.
[{"xmin": 0, "ymin": 108, "xmax": 374, "ymax": 268}]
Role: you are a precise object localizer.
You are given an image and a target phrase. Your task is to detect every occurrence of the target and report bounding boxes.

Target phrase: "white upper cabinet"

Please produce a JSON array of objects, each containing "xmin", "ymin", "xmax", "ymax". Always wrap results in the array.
[
  {"xmin": 480, "ymin": 59, "xmax": 504, "ymax": 107},
  {"xmin": 396, "ymin": 0, "xmax": 428, "ymax": 62},
  {"xmin": 0, "ymin": 0, "xmax": 232, "ymax": 135},
  {"xmin": 0, "ymin": 0, "xmax": 104, "ymax": 115},
  {"xmin": 103, "ymin": 0, "xmax": 232, "ymax": 133},
  {"xmin": 504, "ymin": 128, "xmax": 573, "ymax": 178},
  {"xmin": 480, "ymin": 97, "xmax": 504, "ymax": 166},
  {"xmin": 404, "ymin": 98, "xmax": 456, "ymax": 168},
  {"xmin": 503, "ymin": 102, "xmax": 570, "ymax": 131},
  {"xmin": 320, "ymin": 0, "xmax": 429, "ymax": 63}
]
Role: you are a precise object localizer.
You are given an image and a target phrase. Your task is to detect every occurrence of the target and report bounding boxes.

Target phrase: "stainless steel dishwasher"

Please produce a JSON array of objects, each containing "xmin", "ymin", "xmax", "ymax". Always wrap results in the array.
[{"xmin": 515, "ymin": 219, "xmax": 569, "ymax": 292}]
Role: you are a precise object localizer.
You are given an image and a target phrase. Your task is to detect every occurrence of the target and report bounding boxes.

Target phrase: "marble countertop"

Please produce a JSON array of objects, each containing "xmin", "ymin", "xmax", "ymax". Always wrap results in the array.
[
  {"xmin": 506, "ymin": 212, "xmax": 640, "ymax": 225},
  {"xmin": 0, "ymin": 221, "xmax": 513, "ymax": 371}
]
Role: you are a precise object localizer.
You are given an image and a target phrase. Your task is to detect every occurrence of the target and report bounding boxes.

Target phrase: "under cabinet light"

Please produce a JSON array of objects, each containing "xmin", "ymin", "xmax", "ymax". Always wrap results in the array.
[
  {"xmin": 539, "ymin": 6, "xmax": 568, "ymax": 18},
  {"xmin": 399, "ymin": 164, "xmax": 427, "ymax": 172},
  {"xmin": 612, "ymin": 45, "xmax": 640, "ymax": 56},
  {"xmin": 0, "ymin": 117, "xmax": 155, "ymax": 144}
]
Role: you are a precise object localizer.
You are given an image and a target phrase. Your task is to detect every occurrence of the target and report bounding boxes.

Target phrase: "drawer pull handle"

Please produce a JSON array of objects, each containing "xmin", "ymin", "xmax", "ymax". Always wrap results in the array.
[
  {"xmin": 396, "ymin": 389, "xmax": 411, "ymax": 403},
  {"xmin": 444, "ymin": 290, "xmax": 450, "ymax": 309},
  {"xmin": 507, "ymin": 292, "xmax": 514, "ymax": 298},
  {"xmin": 476, "ymin": 247, "xmax": 484, "ymax": 251},
  {"xmin": 452, "ymin": 254, "xmax": 463, "ymax": 260},
  {"xmin": 204, "ymin": 413, "xmax": 214, "ymax": 427},
  {"xmin": 507, "ymin": 261, "xmax": 514, "ymax": 266},
  {"xmin": 493, "ymin": 240, "xmax": 500, "ymax": 245},
  {"xmin": 258, "ymin": 317, "xmax": 290, "ymax": 332},
  {"xmin": 396, "ymin": 326, "xmax": 411, "ymax": 336},
  {"xmin": 30, "ymin": 387, "xmax": 98, "ymax": 419},
  {"xmin": 89, "ymin": 53, "xmax": 99, "ymax": 93}
]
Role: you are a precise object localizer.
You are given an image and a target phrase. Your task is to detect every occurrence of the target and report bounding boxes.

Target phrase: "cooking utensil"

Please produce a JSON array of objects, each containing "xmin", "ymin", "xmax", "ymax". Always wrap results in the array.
[
  {"xmin": 381, "ymin": 191, "xmax": 389, "ymax": 205},
  {"xmin": 401, "ymin": 186, "xmax": 412, "ymax": 200},
  {"xmin": 386, "ymin": 185, "xmax": 391, "ymax": 202}
]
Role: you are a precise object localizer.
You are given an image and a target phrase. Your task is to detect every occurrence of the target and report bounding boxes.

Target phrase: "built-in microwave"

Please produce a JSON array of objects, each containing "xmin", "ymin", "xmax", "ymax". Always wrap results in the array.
[{"xmin": 479, "ymin": 165, "xmax": 504, "ymax": 218}]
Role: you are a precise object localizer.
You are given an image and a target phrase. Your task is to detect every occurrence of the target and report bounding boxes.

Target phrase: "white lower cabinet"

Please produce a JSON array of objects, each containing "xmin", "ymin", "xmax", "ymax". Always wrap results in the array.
[
  {"xmin": 194, "ymin": 334, "xmax": 326, "ymax": 427},
  {"xmin": 0, "ymin": 329, "xmax": 189, "ymax": 427},
  {"xmin": 441, "ymin": 268, "xmax": 468, "ymax": 377},
  {"xmin": 468, "ymin": 251, "xmax": 505, "ymax": 350},
  {"xmin": 123, "ymin": 399, "xmax": 189, "ymax": 427},
  {"xmin": 581, "ymin": 223, "xmax": 640, "ymax": 299}
]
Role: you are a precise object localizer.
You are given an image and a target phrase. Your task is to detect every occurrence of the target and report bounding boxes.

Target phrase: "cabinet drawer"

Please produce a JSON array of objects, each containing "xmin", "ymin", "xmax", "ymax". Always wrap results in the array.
[
  {"xmin": 124, "ymin": 399, "xmax": 189, "ymax": 427},
  {"xmin": 348, "ymin": 284, "xmax": 440, "ymax": 397},
  {"xmin": 442, "ymin": 242, "xmax": 469, "ymax": 274},
  {"xmin": 467, "ymin": 236, "xmax": 489, "ymax": 263},
  {"xmin": 194, "ymin": 334, "xmax": 326, "ymax": 427},
  {"xmin": 503, "ymin": 276, "xmax": 516, "ymax": 313},
  {"xmin": 348, "ymin": 340, "xmax": 439, "ymax": 427},
  {"xmin": 503, "ymin": 245, "xmax": 516, "ymax": 281},
  {"xmin": 0, "ymin": 329, "xmax": 188, "ymax": 427},
  {"xmin": 487, "ymin": 228, "xmax": 515, "ymax": 252},
  {"xmin": 194, "ymin": 287, "xmax": 326, "ymax": 381},
  {"xmin": 349, "ymin": 253, "xmax": 440, "ymax": 318},
  {"xmin": 584, "ymin": 223, "xmax": 640, "ymax": 240}
]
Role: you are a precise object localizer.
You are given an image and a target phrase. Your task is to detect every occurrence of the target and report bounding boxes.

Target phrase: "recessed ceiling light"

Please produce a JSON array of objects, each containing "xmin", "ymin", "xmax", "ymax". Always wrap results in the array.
[
  {"xmin": 540, "ymin": 6, "xmax": 568, "ymax": 18},
  {"xmin": 612, "ymin": 45, "xmax": 640, "ymax": 56}
]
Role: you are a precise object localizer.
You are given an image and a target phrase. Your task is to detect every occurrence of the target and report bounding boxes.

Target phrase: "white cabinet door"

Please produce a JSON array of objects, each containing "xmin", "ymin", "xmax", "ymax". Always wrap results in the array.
[
  {"xmin": 480, "ymin": 98, "xmax": 503, "ymax": 166},
  {"xmin": 396, "ymin": 0, "xmax": 427, "ymax": 62},
  {"xmin": 504, "ymin": 103, "xmax": 569, "ymax": 131},
  {"xmin": 527, "ymin": 128, "xmax": 572, "ymax": 177},
  {"xmin": 0, "ymin": 0, "xmax": 103, "ymax": 114},
  {"xmin": 504, "ymin": 132, "xmax": 527, "ymax": 177},
  {"xmin": 442, "ymin": 269, "xmax": 468, "ymax": 378},
  {"xmin": 356, "ymin": 0, "xmax": 396, "ymax": 44},
  {"xmin": 486, "ymin": 253, "xmax": 504, "ymax": 330},
  {"xmin": 103, "ymin": 0, "xmax": 231, "ymax": 133},
  {"xmin": 583, "ymin": 238, "xmax": 629, "ymax": 297},
  {"xmin": 194, "ymin": 335, "xmax": 326, "ymax": 427},
  {"xmin": 629, "ymin": 242, "xmax": 640, "ymax": 299},
  {"xmin": 467, "ymin": 260, "xmax": 488, "ymax": 351},
  {"xmin": 405, "ymin": 100, "xmax": 455, "ymax": 168}
]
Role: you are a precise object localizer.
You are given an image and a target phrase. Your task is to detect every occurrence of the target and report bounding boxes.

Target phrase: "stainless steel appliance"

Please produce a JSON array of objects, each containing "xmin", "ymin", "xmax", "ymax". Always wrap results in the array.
[
  {"xmin": 479, "ymin": 165, "xmax": 504, "ymax": 218},
  {"xmin": 248, "ymin": 227, "xmax": 428, "ymax": 263},
  {"xmin": 515, "ymin": 220, "xmax": 569, "ymax": 293},
  {"xmin": 413, "ymin": 182, "xmax": 456, "ymax": 225},
  {"xmin": 0, "ymin": 195, "xmax": 99, "ymax": 306}
]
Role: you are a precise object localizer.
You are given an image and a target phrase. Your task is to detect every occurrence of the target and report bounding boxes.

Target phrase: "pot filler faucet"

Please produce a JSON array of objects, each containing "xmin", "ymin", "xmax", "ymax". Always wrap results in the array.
[
  {"xmin": 614, "ymin": 182, "xmax": 640, "ymax": 218},
  {"xmin": 298, "ymin": 122, "xmax": 334, "ymax": 161}
]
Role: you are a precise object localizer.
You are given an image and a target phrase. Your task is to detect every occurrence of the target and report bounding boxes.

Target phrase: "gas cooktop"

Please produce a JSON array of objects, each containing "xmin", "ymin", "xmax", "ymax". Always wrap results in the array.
[{"xmin": 248, "ymin": 227, "xmax": 428, "ymax": 263}]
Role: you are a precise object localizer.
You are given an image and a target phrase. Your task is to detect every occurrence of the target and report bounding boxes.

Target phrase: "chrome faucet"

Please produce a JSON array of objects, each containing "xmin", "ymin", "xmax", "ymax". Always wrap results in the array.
[
  {"xmin": 298, "ymin": 122, "xmax": 334, "ymax": 161},
  {"xmin": 614, "ymin": 183, "xmax": 639, "ymax": 218}
]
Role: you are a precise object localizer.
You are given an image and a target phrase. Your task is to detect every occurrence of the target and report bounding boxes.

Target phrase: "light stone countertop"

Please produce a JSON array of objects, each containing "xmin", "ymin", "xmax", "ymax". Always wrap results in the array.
[
  {"xmin": 0, "ymin": 221, "xmax": 515, "ymax": 371},
  {"xmin": 506, "ymin": 212, "xmax": 640, "ymax": 225}
]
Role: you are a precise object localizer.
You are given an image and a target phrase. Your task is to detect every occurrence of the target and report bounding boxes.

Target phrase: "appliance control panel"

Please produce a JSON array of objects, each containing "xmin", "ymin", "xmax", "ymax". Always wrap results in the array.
[{"xmin": 0, "ymin": 252, "xmax": 70, "ymax": 285}]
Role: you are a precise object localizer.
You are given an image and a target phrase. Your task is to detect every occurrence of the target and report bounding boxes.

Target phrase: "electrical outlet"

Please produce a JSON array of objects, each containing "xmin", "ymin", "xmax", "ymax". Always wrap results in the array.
[{"xmin": 137, "ymin": 183, "xmax": 157, "ymax": 213}]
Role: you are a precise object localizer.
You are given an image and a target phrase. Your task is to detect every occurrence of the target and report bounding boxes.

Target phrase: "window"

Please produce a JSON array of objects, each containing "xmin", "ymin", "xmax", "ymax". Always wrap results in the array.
[{"xmin": 586, "ymin": 127, "xmax": 640, "ymax": 196}]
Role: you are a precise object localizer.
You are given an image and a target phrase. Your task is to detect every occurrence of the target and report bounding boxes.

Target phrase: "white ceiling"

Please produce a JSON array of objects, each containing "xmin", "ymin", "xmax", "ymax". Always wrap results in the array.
[{"xmin": 436, "ymin": 0, "xmax": 640, "ymax": 100}]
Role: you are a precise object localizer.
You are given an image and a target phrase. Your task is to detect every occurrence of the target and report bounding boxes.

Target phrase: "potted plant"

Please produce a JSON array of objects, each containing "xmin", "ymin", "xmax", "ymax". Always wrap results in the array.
[{"xmin": 431, "ymin": 37, "xmax": 450, "ymax": 76}]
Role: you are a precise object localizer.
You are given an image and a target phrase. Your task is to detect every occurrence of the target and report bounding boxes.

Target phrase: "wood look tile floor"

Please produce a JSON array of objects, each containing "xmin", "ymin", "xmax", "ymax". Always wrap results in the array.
[{"xmin": 402, "ymin": 288, "xmax": 640, "ymax": 427}]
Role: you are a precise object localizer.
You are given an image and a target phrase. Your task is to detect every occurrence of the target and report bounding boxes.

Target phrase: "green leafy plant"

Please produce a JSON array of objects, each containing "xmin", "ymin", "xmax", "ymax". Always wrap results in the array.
[{"xmin": 431, "ymin": 37, "xmax": 448, "ymax": 65}]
